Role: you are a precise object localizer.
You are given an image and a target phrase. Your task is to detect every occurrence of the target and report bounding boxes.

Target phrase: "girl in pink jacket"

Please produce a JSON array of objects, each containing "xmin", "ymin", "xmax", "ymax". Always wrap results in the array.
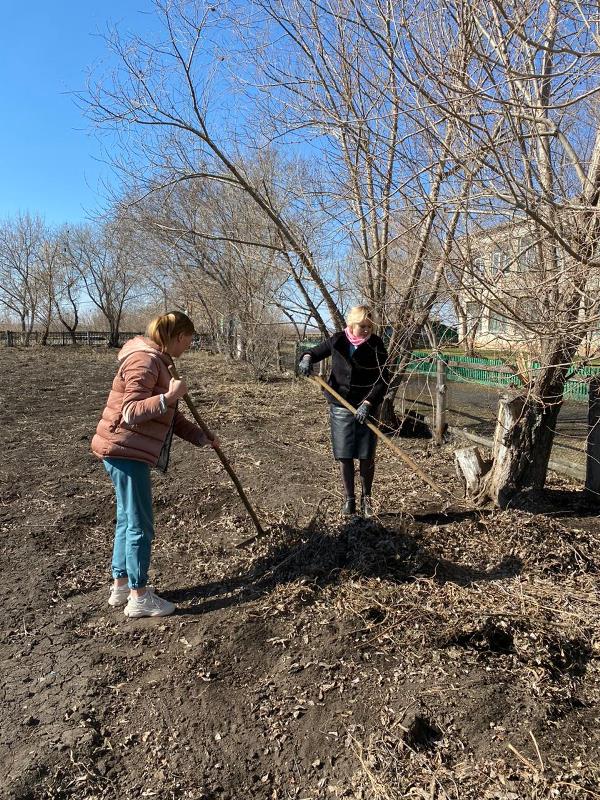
[{"xmin": 92, "ymin": 311, "xmax": 215, "ymax": 618}]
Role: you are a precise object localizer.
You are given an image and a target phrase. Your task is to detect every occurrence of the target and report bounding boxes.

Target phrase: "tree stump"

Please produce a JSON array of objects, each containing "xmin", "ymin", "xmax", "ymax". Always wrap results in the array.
[
  {"xmin": 455, "ymin": 446, "xmax": 491, "ymax": 499},
  {"xmin": 455, "ymin": 394, "xmax": 532, "ymax": 507},
  {"xmin": 483, "ymin": 395, "xmax": 529, "ymax": 506}
]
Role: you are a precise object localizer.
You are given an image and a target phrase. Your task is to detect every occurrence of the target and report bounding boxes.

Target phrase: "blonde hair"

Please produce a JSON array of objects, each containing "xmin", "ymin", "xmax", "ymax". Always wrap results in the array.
[
  {"xmin": 146, "ymin": 311, "xmax": 195, "ymax": 351},
  {"xmin": 346, "ymin": 305, "xmax": 373, "ymax": 327}
]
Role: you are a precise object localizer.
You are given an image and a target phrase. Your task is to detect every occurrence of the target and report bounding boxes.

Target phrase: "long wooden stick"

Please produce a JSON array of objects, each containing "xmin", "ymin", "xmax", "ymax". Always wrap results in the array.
[
  {"xmin": 168, "ymin": 362, "xmax": 265, "ymax": 541},
  {"xmin": 309, "ymin": 375, "xmax": 448, "ymax": 496}
]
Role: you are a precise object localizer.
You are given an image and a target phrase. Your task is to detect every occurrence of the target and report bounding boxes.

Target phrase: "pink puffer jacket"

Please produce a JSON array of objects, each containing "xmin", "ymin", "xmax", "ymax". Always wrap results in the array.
[{"xmin": 91, "ymin": 337, "xmax": 208, "ymax": 467}]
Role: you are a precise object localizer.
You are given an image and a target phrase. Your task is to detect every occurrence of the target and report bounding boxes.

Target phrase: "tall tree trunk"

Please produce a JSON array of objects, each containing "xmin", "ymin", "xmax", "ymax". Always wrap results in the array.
[
  {"xmin": 108, "ymin": 322, "xmax": 120, "ymax": 348},
  {"xmin": 475, "ymin": 394, "xmax": 562, "ymax": 506},
  {"xmin": 379, "ymin": 346, "xmax": 415, "ymax": 430}
]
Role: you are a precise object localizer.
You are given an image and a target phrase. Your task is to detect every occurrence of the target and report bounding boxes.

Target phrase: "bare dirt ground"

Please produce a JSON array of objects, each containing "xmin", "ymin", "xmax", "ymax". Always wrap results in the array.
[{"xmin": 1, "ymin": 346, "xmax": 600, "ymax": 800}]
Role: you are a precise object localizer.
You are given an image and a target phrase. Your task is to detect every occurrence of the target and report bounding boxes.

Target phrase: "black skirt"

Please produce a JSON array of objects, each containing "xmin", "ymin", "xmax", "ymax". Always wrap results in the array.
[{"xmin": 329, "ymin": 405, "xmax": 378, "ymax": 460}]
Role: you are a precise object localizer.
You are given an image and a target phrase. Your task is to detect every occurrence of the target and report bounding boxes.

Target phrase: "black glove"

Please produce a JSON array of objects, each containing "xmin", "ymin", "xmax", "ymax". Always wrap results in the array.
[
  {"xmin": 298, "ymin": 354, "xmax": 313, "ymax": 377},
  {"xmin": 355, "ymin": 401, "xmax": 371, "ymax": 424}
]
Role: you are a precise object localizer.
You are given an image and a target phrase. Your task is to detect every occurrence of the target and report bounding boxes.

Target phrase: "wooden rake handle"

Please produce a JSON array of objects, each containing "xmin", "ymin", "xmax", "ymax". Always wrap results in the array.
[
  {"xmin": 167, "ymin": 362, "xmax": 265, "ymax": 542},
  {"xmin": 309, "ymin": 374, "xmax": 448, "ymax": 497}
]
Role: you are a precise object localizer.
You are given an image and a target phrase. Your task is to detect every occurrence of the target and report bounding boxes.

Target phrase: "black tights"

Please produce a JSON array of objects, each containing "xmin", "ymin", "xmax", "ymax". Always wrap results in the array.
[{"xmin": 339, "ymin": 458, "xmax": 375, "ymax": 499}]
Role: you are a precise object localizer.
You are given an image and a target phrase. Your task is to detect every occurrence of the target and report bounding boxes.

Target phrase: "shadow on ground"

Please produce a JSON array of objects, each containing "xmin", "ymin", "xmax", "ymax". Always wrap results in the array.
[
  {"xmin": 168, "ymin": 514, "xmax": 523, "ymax": 616},
  {"xmin": 504, "ymin": 487, "xmax": 600, "ymax": 517}
]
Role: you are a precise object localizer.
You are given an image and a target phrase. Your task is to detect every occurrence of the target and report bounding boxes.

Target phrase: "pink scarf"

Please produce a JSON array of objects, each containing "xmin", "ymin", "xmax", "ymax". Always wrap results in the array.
[{"xmin": 344, "ymin": 326, "xmax": 371, "ymax": 347}]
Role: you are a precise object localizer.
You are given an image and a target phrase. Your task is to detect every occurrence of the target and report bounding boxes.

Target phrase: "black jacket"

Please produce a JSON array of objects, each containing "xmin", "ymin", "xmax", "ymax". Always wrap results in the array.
[{"xmin": 304, "ymin": 332, "xmax": 390, "ymax": 407}]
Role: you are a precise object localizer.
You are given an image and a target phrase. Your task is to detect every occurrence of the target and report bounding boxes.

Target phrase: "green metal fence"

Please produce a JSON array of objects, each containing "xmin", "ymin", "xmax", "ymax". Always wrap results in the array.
[
  {"xmin": 407, "ymin": 350, "xmax": 597, "ymax": 402},
  {"xmin": 295, "ymin": 341, "xmax": 598, "ymax": 403}
]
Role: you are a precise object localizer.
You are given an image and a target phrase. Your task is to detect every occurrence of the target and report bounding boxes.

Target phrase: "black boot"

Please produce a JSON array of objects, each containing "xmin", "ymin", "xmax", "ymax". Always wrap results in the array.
[
  {"xmin": 342, "ymin": 497, "xmax": 356, "ymax": 516},
  {"xmin": 361, "ymin": 495, "xmax": 374, "ymax": 518}
]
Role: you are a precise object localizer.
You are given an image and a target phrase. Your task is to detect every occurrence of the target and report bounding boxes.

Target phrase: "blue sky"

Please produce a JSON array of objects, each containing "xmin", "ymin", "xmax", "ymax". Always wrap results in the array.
[{"xmin": 0, "ymin": 2, "xmax": 159, "ymax": 226}]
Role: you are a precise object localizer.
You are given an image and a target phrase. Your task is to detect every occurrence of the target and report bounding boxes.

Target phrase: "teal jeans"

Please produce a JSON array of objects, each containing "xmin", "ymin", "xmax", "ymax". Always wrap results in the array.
[{"xmin": 103, "ymin": 458, "xmax": 154, "ymax": 589}]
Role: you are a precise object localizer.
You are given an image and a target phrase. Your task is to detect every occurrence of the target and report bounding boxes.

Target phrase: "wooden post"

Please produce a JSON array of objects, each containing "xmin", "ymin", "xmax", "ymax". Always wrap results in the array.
[
  {"xmin": 434, "ymin": 356, "xmax": 447, "ymax": 445},
  {"xmin": 585, "ymin": 377, "xmax": 600, "ymax": 500}
]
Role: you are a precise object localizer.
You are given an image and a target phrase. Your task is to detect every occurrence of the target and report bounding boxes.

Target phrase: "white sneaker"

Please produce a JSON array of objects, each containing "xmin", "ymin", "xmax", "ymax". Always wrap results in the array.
[
  {"xmin": 108, "ymin": 584, "xmax": 130, "ymax": 607},
  {"xmin": 124, "ymin": 590, "xmax": 176, "ymax": 618}
]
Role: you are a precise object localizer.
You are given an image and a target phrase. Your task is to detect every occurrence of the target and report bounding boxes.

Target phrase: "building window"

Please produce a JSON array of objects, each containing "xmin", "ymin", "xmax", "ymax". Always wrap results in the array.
[
  {"xmin": 491, "ymin": 250, "xmax": 509, "ymax": 276},
  {"xmin": 517, "ymin": 237, "xmax": 534, "ymax": 271},
  {"xmin": 473, "ymin": 256, "xmax": 485, "ymax": 274}
]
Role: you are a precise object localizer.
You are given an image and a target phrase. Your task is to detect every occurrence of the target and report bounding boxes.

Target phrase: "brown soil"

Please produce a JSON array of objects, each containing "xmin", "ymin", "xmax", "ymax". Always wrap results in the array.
[{"xmin": 1, "ymin": 346, "xmax": 599, "ymax": 800}]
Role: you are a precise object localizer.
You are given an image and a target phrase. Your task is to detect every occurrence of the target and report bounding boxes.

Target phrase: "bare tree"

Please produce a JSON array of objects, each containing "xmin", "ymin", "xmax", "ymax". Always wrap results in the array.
[
  {"xmin": 66, "ymin": 218, "xmax": 141, "ymax": 347},
  {"xmin": 121, "ymin": 165, "xmax": 303, "ymax": 367},
  {"xmin": 0, "ymin": 213, "xmax": 46, "ymax": 344},
  {"xmin": 395, "ymin": 0, "xmax": 600, "ymax": 500},
  {"xmin": 53, "ymin": 229, "xmax": 84, "ymax": 343},
  {"xmin": 234, "ymin": 0, "xmax": 486, "ymax": 423},
  {"xmin": 85, "ymin": 1, "xmax": 483, "ymax": 432},
  {"xmin": 84, "ymin": 2, "xmax": 344, "ymax": 334},
  {"xmin": 35, "ymin": 236, "xmax": 63, "ymax": 345}
]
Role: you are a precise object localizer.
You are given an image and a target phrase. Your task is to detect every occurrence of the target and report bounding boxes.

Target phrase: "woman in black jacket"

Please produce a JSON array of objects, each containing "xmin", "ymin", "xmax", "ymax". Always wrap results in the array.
[{"xmin": 298, "ymin": 305, "xmax": 389, "ymax": 517}]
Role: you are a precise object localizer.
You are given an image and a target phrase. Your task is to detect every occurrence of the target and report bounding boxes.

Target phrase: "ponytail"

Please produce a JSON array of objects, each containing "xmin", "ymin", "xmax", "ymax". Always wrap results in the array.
[{"xmin": 146, "ymin": 311, "xmax": 195, "ymax": 351}]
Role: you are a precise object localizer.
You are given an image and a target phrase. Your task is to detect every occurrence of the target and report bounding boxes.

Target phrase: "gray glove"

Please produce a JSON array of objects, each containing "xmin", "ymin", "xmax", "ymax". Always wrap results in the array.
[
  {"xmin": 298, "ymin": 354, "xmax": 313, "ymax": 377},
  {"xmin": 355, "ymin": 401, "xmax": 371, "ymax": 424}
]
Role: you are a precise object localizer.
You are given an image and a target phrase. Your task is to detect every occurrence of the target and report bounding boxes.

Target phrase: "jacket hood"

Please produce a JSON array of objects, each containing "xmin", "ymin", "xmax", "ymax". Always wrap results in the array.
[{"xmin": 117, "ymin": 336, "xmax": 170, "ymax": 364}]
